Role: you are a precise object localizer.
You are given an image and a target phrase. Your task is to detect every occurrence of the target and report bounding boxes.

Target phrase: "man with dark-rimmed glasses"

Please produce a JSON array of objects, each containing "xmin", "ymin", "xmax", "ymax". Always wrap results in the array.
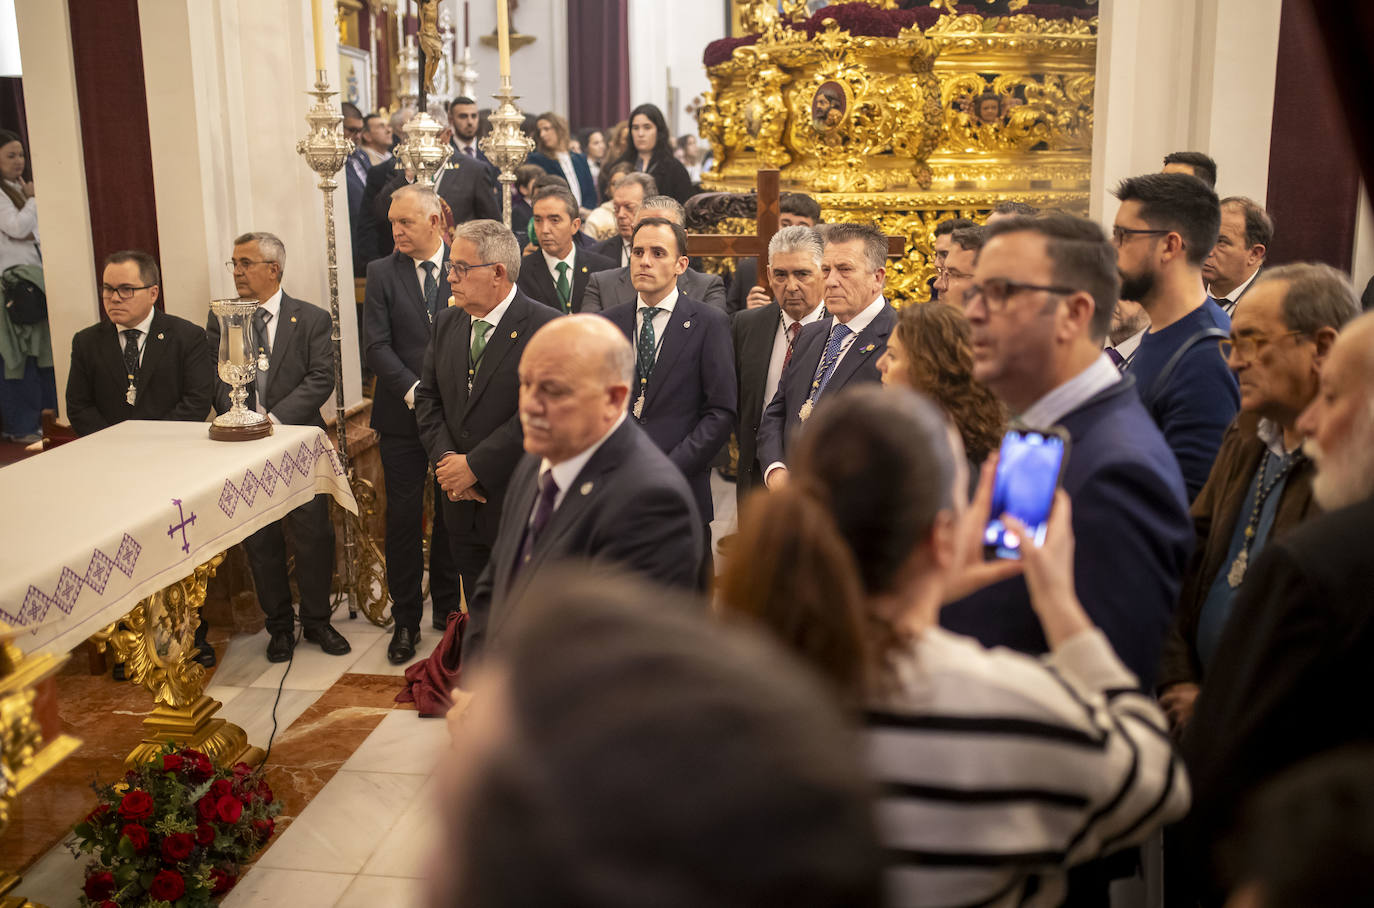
[
  {"xmin": 942, "ymin": 212, "xmax": 1195, "ymax": 904},
  {"xmin": 1112, "ymin": 172, "xmax": 1239, "ymax": 500}
]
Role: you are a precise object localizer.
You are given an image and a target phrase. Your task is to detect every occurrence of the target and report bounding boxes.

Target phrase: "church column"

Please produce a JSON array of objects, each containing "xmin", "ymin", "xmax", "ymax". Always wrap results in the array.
[{"xmin": 12, "ymin": 0, "xmax": 98, "ymax": 407}]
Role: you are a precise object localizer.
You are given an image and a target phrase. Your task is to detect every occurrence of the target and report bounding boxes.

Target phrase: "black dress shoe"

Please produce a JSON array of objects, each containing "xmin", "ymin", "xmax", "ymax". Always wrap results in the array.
[
  {"xmin": 388, "ymin": 626, "xmax": 420, "ymax": 664},
  {"xmin": 266, "ymin": 631, "xmax": 296, "ymax": 663},
  {"xmin": 303, "ymin": 624, "xmax": 351, "ymax": 656},
  {"xmin": 191, "ymin": 644, "xmax": 217, "ymax": 669}
]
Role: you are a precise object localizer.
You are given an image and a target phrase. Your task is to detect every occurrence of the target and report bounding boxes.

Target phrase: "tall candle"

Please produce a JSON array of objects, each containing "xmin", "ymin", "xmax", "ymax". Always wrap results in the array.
[
  {"xmin": 464, "ymin": 1, "xmax": 470, "ymax": 51},
  {"xmin": 496, "ymin": 0, "xmax": 510, "ymax": 80},
  {"xmin": 310, "ymin": 0, "xmax": 328, "ymax": 73}
]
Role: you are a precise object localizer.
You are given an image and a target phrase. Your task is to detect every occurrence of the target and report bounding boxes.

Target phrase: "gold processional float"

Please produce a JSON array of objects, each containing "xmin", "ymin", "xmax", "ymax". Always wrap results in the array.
[{"xmin": 693, "ymin": 0, "xmax": 1098, "ymax": 303}]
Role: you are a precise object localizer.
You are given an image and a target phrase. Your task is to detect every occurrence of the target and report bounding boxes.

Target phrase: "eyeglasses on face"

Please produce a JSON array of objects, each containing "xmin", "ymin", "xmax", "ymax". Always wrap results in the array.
[
  {"xmin": 1219, "ymin": 330, "xmax": 1307, "ymax": 361},
  {"xmin": 100, "ymin": 284, "xmax": 153, "ymax": 300},
  {"xmin": 935, "ymin": 266, "xmax": 974, "ymax": 281},
  {"xmin": 963, "ymin": 277, "xmax": 1078, "ymax": 312},
  {"xmin": 225, "ymin": 259, "xmax": 274, "ymax": 273},
  {"xmin": 450, "ymin": 261, "xmax": 497, "ymax": 280},
  {"xmin": 1110, "ymin": 225, "xmax": 1171, "ymax": 247}
]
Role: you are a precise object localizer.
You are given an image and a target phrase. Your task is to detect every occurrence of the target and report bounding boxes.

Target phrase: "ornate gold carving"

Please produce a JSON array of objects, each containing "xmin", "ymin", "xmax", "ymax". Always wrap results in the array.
[{"xmin": 338, "ymin": 474, "xmax": 391, "ymax": 627}]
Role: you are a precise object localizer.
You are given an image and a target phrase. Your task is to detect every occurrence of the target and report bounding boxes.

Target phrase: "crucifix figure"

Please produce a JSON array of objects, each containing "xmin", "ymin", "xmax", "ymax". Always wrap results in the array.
[{"xmin": 688, "ymin": 170, "xmax": 906, "ymax": 290}]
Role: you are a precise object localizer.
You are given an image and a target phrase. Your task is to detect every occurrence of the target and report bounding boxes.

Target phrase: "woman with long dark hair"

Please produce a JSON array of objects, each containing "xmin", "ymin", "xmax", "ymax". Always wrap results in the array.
[
  {"xmin": 614, "ymin": 103, "xmax": 693, "ymax": 204},
  {"xmin": 0, "ymin": 128, "xmax": 53, "ymax": 444},
  {"xmin": 718, "ymin": 385, "xmax": 1188, "ymax": 908}
]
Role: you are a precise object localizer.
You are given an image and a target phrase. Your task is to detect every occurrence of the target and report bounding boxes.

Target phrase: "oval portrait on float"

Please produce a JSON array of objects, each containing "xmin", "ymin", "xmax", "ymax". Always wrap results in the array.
[{"xmin": 812, "ymin": 81, "xmax": 847, "ymax": 132}]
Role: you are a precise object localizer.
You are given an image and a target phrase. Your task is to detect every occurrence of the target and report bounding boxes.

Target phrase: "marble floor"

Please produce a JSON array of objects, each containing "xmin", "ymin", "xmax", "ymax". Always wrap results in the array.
[{"xmin": 12, "ymin": 471, "xmax": 742, "ymax": 907}]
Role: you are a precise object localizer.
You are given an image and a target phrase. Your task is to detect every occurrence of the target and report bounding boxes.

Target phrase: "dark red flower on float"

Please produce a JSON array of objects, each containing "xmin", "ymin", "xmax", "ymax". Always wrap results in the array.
[
  {"xmin": 98, "ymin": 901, "xmax": 119, "ymax": 908},
  {"xmin": 255, "ymin": 779, "xmax": 274, "ymax": 803},
  {"xmin": 195, "ymin": 822, "xmax": 216, "ymax": 846},
  {"xmin": 216, "ymin": 794, "xmax": 244, "ymax": 824},
  {"xmin": 83, "ymin": 871, "xmax": 116, "ymax": 900},
  {"xmin": 210, "ymin": 867, "xmax": 237, "ymax": 895},
  {"xmin": 209, "ymin": 778, "xmax": 233, "ymax": 801},
  {"xmin": 85, "ymin": 803, "xmax": 111, "ymax": 825},
  {"xmin": 160, "ymin": 831, "xmax": 195, "ymax": 862},
  {"xmin": 232, "ymin": 761, "xmax": 254, "ymax": 779},
  {"xmin": 196, "ymin": 795, "xmax": 219, "ymax": 822},
  {"xmin": 182, "ymin": 749, "xmax": 213, "ymax": 780},
  {"xmin": 149, "ymin": 868, "xmax": 186, "ymax": 901},
  {"xmin": 252, "ymin": 817, "xmax": 275, "ymax": 841},
  {"xmin": 117, "ymin": 790, "xmax": 154, "ymax": 821},
  {"xmin": 161, "ymin": 753, "xmax": 184, "ymax": 773},
  {"xmin": 120, "ymin": 823, "xmax": 150, "ymax": 852}
]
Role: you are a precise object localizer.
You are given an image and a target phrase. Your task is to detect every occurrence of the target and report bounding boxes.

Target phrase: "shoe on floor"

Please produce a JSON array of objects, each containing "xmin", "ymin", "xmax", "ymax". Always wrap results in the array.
[
  {"xmin": 266, "ymin": 631, "xmax": 296, "ymax": 663},
  {"xmin": 388, "ymin": 626, "xmax": 420, "ymax": 664},
  {"xmin": 191, "ymin": 644, "xmax": 217, "ymax": 669},
  {"xmin": 432, "ymin": 613, "xmax": 451, "ymax": 632},
  {"xmin": 302, "ymin": 623, "xmax": 351, "ymax": 656}
]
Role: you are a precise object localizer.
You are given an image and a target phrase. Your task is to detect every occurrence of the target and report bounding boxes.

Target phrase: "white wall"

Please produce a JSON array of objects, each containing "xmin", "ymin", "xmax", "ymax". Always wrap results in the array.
[
  {"xmin": 445, "ymin": 0, "xmax": 567, "ymax": 119},
  {"xmin": 626, "ymin": 0, "xmax": 726, "ymax": 138}
]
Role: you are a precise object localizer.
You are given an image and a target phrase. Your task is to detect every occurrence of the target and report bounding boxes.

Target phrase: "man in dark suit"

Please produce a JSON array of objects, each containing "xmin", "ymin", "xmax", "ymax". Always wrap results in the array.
[
  {"xmin": 66, "ymin": 250, "xmax": 214, "ymax": 437},
  {"xmin": 1203, "ymin": 196, "xmax": 1272, "ymax": 317},
  {"xmin": 1174, "ymin": 311, "xmax": 1374, "ymax": 906},
  {"xmin": 582, "ymin": 195, "xmax": 726, "ymax": 313},
  {"xmin": 446, "ymin": 96, "xmax": 494, "ymax": 169},
  {"xmin": 375, "ymin": 154, "xmax": 500, "ymax": 252},
  {"xmin": 599, "ymin": 216, "xmax": 735, "ymax": 543},
  {"xmin": 591, "ymin": 172, "xmax": 654, "ymax": 266},
  {"xmin": 409, "ymin": 220, "xmax": 562, "ymax": 664},
  {"xmin": 364, "ymin": 186, "xmax": 462, "ymax": 646},
  {"xmin": 205, "ymin": 232, "xmax": 348, "ymax": 662},
  {"xmin": 756, "ymin": 223, "xmax": 894, "ymax": 487},
  {"xmin": 515, "ymin": 186, "xmax": 616, "ymax": 314},
  {"xmin": 460, "ymin": 315, "xmax": 703, "ymax": 668},
  {"xmin": 724, "ymin": 192, "xmax": 821, "ymax": 314},
  {"xmin": 731, "ymin": 226, "xmax": 826, "ymax": 505},
  {"xmin": 349, "ymin": 114, "xmax": 395, "ymax": 277}
]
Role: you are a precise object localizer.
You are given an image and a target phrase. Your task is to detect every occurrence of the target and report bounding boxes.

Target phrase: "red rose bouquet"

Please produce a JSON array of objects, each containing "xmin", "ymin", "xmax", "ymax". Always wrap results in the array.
[{"xmin": 71, "ymin": 745, "xmax": 281, "ymax": 906}]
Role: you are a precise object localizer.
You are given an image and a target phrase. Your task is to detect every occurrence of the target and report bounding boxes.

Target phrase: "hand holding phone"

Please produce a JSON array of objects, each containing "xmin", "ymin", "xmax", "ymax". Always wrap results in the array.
[{"xmin": 984, "ymin": 426, "xmax": 1070, "ymax": 561}]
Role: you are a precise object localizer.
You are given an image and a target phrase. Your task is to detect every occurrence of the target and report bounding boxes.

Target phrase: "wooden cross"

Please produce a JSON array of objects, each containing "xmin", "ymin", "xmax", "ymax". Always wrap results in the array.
[{"xmin": 688, "ymin": 169, "xmax": 906, "ymax": 289}]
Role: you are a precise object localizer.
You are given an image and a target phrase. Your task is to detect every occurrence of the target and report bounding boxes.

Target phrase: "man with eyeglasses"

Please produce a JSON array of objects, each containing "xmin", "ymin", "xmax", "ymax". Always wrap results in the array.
[
  {"xmin": 409, "ymin": 219, "xmax": 561, "ymax": 665},
  {"xmin": 1157, "ymin": 263, "xmax": 1359, "ymax": 737},
  {"xmin": 67, "ymin": 250, "xmax": 214, "ymax": 437},
  {"xmin": 932, "ymin": 225, "xmax": 983, "ymax": 308},
  {"xmin": 364, "ymin": 185, "xmax": 462, "ymax": 650},
  {"xmin": 1111, "ymin": 172, "xmax": 1239, "ymax": 500},
  {"xmin": 205, "ymin": 232, "xmax": 347, "ymax": 663},
  {"xmin": 940, "ymin": 213, "xmax": 1194, "ymax": 904}
]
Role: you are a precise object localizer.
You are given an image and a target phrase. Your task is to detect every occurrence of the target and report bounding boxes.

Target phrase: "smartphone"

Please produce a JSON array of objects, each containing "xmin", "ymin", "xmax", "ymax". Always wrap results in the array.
[{"xmin": 983, "ymin": 425, "xmax": 1071, "ymax": 560}]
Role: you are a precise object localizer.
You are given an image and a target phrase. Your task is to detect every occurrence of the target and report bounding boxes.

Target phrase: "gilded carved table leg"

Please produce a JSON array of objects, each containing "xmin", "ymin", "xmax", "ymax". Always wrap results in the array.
[{"xmin": 94, "ymin": 554, "xmax": 265, "ymax": 769}]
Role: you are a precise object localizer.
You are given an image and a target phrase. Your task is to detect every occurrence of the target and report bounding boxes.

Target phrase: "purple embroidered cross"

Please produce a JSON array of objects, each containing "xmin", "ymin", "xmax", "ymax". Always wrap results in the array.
[{"xmin": 167, "ymin": 498, "xmax": 196, "ymax": 554}]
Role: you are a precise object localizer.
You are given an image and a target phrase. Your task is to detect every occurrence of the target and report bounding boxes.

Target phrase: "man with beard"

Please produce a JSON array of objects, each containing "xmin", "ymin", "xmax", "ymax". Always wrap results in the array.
[
  {"xmin": 1112, "ymin": 173, "xmax": 1239, "ymax": 499},
  {"xmin": 1175, "ymin": 311, "xmax": 1374, "ymax": 905}
]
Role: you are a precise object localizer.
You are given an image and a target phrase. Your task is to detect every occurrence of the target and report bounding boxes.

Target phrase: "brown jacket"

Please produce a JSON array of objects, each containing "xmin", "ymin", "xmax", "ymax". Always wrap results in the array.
[{"xmin": 1156, "ymin": 411, "xmax": 1320, "ymax": 691}]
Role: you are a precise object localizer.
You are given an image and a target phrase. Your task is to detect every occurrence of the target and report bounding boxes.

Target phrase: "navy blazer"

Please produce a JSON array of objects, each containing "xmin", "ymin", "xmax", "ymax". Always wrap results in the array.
[
  {"xmin": 581, "ymin": 265, "xmax": 727, "ymax": 314},
  {"xmin": 461, "ymin": 417, "xmax": 703, "ymax": 669},
  {"xmin": 206, "ymin": 293, "xmax": 334, "ymax": 428},
  {"xmin": 414, "ymin": 290, "xmax": 561, "ymax": 543},
  {"xmin": 755, "ymin": 302, "xmax": 894, "ymax": 471},
  {"xmin": 941, "ymin": 378, "xmax": 1192, "ymax": 688},
  {"xmin": 527, "ymin": 150, "xmax": 598, "ymax": 210},
  {"xmin": 66, "ymin": 309, "xmax": 214, "ymax": 436},
  {"xmin": 600, "ymin": 295, "xmax": 736, "ymax": 521},
  {"xmin": 365, "ymin": 247, "xmax": 448, "ymax": 437},
  {"xmin": 515, "ymin": 246, "xmax": 618, "ymax": 314}
]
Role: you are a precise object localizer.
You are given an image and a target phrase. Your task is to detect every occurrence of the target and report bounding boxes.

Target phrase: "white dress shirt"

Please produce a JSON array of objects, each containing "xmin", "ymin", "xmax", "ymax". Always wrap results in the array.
[
  {"xmin": 536, "ymin": 411, "xmax": 628, "ymax": 513},
  {"xmin": 761, "ymin": 302, "xmax": 825, "ymax": 424},
  {"xmin": 554, "ymin": 151, "xmax": 583, "ymax": 208},
  {"xmin": 1210, "ymin": 267, "xmax": 1262, "ymax": 316},
  {"xmin": 472, "ymin": 284, "xmax": 517, "ymax": 353},
  {"xmin": 1019, "ymin": 353, "xmax": 1122, "ymax": 428},
  {"xmin": 618, "ymin": 240, "xmax": 631, "ymax": 267},
  {"xmin": 1107, "ymin": 327, "xmax": 1146, "ymax": 370},
  {"xmin": 251, "ymin": 290, "xmax": 284, "ymax": 422},
  {"xmin": 405, "ymin": 244, "xmax": 447, "ymax": 408},
  {"xmin": 635, "ymin": 287, "xmax": 679, "ymax": 365},
  {"xmin": 542, "ymin": 246, "xmax": 577, "ymax": 304},
  {"xmin": 117, "ymin": 306, "xmax": 157, "ymax": 366}
]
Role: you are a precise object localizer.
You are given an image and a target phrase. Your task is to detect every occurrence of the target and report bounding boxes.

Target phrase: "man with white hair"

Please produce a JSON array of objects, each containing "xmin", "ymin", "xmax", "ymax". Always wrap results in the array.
[{"xmin": 1177, "ymin": 310, "xmax": 1374, "ymax": 904}]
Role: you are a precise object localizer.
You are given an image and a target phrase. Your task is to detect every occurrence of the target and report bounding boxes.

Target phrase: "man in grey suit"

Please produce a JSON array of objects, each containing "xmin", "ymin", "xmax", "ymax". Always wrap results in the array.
[
  {"xmin": 581, "ymin": 195, "xmax": 726, "ymax": 313},
  {"xmin": 207, "ymin": 232, "xmax": 348, "ymax": 662}
]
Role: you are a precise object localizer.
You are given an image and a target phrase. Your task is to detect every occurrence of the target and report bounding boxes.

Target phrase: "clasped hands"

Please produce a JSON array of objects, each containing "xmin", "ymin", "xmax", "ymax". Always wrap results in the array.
[{"xmin": 437, "ymin": 453, "xmax": 486, "ymax": 503}]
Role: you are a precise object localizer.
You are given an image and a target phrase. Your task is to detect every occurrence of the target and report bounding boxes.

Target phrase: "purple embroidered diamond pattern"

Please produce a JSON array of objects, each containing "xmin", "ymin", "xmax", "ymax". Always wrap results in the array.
[
  {"xmin": 259, "ymin": 460, "xmax": 279, "ymax": 497},
  {"xmin": 85, "ymin": 549, "xmax": 116, "ymax": 594},
  {"xmin": 54, "ymin": 567, "xmax": 83, "ymax": 614},
  {"xmin": 21, "ymin": 586, "xmax": 52, "ymax": 623},
  {"xmin": 279, "ymin": 451, "xmax": 297, "ymax": 487},
  {"xmin": 114, "ymin": 534, "xmax": 141, "ymax": 576},
  {"xmin": 240, "ymin": 469, "xmax": 259, "ymax": 508},
  {"xmin": 219, "ymin": 481, "xmax": 239, "ymax": 517},
  {"xmin": 296, "ymin": 443, "xmax": 313, "ymax": 477},
  {"xmin": 327, "ymin": 449, "xmax": 344, "ymax": 476}
]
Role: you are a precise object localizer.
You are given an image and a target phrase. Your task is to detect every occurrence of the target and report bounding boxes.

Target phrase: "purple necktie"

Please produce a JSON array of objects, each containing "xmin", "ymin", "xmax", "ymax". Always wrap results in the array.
[
  {"xmin": 1105, "ymin": 346, "xmax": 1126, "ymax": 371},
  {"xmin": 516, "ymin": 470, "xmax": 559, "ymax": 574}
]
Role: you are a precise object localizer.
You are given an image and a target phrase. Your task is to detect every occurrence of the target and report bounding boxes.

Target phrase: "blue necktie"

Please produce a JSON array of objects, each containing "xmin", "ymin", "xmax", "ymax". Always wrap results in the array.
[
  {"xmin": 421, "ymin": 261, "xmax": 438, "ymax": 321},
  {"xmin": 812, "ymin": 323, "xmax": 853, "ymax": 397}
]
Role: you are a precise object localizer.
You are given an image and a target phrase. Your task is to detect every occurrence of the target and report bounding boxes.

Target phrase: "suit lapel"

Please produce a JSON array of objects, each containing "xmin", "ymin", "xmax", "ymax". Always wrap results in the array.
[
  {"xmin": 644, "ymin": 299, "xmax": 694, "ymax": 410},
  {"xmin": 467, "ymin": 295, "xmax": 527, "ymax": 408},
  {"xmin": 607, "ymin": 301, "xmax": 636, "ymax": 342},
  {"xmin": 399, "ymin": 248, "xmax": 443, "ymax": 326},
  {"xmin": 826, "ymin": 305, "xmax": 893, "ymax": 392},
  {"xmin": 571, "ymin": 249, "xmax": 593, "ymax": 312},
  {"xmin": 493, "ymin": 457, "xmax": 541, "ymax": 588},
  {"xmin": 612, "ymin": 267, "xmax": 635, "ymax": 309},
  {"xmin": 263, "ymin": 295, "xmax": 300, "ymax": 402},
  {"xmin": 741, "ymin": 304, "xmax": 778, "ymax": 399},
  {"xmin": 134, "ymin": 312, "xmax": 169, "ymax": 406},
  {"xmin": 526, "ymin": 257, "xmax": 560, "ymax": 312},
  {"xmin": 792, "ymin": 316, "xmax": 832, "ymax": 396}
]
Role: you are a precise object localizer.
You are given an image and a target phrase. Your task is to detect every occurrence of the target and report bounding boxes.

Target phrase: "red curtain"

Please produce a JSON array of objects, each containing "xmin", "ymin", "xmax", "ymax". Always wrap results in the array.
[{"xmin": 567, "ymin": 0, "xmax": 630, "ymax": 133}]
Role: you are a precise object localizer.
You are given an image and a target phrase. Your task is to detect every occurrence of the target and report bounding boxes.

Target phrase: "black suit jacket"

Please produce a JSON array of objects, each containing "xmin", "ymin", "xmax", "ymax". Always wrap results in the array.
[
  {"xmin": 515, "ymin": 246, "xmax": 618, "ymax": 314},
  {"xmin": 414, "ymin": 290, "xmax": 561, "ymax": 543},
  {"xmin": 461, "ymin": 417, "xmax": 703, "ymax": 668},
  {"xmin": 365, "ymin": 247, "xmax": 448, "ymax": 437},
  {"xmin": 370, "ymin": 159, "xmax": 500, "ymax": 259},
  {"xmin": 581, "ymin": 265, "xmax": 726, "ymax": 314},
  {"xmin": 601, "ymin": 296, "xmax": 736, "ymax": 521},
  {"xmin": 755, "ymin": 302, "xmax": 895, "ymax": 470},
  {"xmin": 593, "ymin": 235, "xmax": 625, "ymax": 265},
  {"xmin": 205, "ymin": 293, "xmax": 334, "ymax": 428},
  {"xmin": 1177, "ymin": 494, "xmax": 1374, "ymax": 902},
  {"xmin": 725, "ymin": 256, "xmax": 760, "ymax": 314},
  {"xmin": 65, "ymin": 309, "xmax": 214, "ymax": 436},
  {"xmin": 731, "ymin": 301, "xmax": 783, "ymax": 500}
]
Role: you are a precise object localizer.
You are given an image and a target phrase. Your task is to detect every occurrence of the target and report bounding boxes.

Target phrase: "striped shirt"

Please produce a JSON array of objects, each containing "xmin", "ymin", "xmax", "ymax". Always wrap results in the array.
[{"xmin": 865, "ymin": 627, "xmax": 1189, "ymax": 908}]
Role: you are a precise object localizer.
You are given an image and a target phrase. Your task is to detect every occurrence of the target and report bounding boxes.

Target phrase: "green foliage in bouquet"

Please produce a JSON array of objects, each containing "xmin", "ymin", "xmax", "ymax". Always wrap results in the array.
[{"xmin": 70, "ymin": 745, "xmax": 281, "ymax": 907}]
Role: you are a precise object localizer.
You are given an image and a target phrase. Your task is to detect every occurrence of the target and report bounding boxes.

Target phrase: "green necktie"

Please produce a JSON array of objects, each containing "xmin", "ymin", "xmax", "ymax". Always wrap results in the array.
[
  {"xmin": 555, "ymin": 261, "xmax": 572, "ymax": 314},
  {"xmin": 470, "ymin": 318, "xmax": 492, "ymax": 371}
]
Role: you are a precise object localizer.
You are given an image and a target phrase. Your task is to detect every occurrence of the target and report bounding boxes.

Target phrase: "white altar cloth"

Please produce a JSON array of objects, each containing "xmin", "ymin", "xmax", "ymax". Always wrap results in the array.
[{"xmin": 0, "ymin": 420, "xmax": 356, "ymax": 656}]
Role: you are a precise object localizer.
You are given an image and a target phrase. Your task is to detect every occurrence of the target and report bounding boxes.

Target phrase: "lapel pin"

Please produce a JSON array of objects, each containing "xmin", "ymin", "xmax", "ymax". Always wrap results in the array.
[
  {"xmin": 157, "ymin": 332, "xmax": 164, "ymax": 340},
  {"xmin": 580, "ymin": 266, "xmax": 587, "ymax": 273},
  {"xmin": 291, "ymin": 316, "xmax": 297, "ymax": 323},
  {"xmin": 510, "ymin": 330, "xmax": 518, "ymax": 339},
  {"xmin": 580, "ymin": 481, "xmax": 594, "ymax": 496},
  {"xmin": 864, "ymin": 344, "xmax": 876, "ymax": 352},
  {"xmin": 683, "ymin": 320, "xmax": 692, "ymax": 329}
]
